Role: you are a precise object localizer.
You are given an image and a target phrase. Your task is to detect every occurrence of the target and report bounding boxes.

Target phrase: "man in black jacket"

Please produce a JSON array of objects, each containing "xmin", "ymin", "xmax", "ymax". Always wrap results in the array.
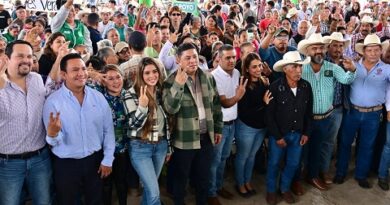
[{"xmin": 265, "ymin": 51, "xmax": 313, "ymax": 205}]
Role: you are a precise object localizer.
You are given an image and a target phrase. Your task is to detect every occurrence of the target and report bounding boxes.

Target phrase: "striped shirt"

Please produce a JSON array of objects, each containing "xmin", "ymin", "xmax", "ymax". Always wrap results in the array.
[
  {"xmin": 302, "ymin": 61, "xmax": 356, "ymax": 114},
  {"xmin": 0, "ymin": 72, "xmax": 46, "ymax": 154}
]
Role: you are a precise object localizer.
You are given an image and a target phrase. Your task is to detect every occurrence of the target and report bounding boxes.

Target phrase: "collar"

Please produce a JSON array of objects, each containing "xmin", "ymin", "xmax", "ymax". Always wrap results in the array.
[
  {"xmin": 216, "ymin": 65, "xmax": 233, "ymax": 77},
  {"xmin": 61, "ymin": 83, "xmax": 88, "ymax": 98}
]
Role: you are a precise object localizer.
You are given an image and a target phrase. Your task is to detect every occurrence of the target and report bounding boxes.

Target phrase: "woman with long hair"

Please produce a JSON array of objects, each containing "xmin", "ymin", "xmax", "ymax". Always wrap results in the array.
[
  {"xmin": 38, "ymin": 32, "xmax": 67, "ymax": 82},
  {"xmin": 235, "ymin": 52, "xmax": 271, "ymax": 197},
  {"xmin": 205, "ymin": 15, "xmax": 224, "ymax": 39},
  {"xmin": 123, "ymin": 57, "xmax": 171, "ymax": 205}
]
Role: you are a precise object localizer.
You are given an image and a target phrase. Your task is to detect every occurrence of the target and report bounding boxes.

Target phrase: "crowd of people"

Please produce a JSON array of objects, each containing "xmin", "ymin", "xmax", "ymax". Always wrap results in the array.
[{"xmin": 1, "ymin": 0, "xmax": 390, "ymax": 205}]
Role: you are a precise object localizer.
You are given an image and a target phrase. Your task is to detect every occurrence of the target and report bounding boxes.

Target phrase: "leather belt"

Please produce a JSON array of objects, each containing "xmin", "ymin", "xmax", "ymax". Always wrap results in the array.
[
  {"xmin": 352, "ymin": 105, "xmax": 383, "ymax": 113},
  {"xmin": 224, "ymin": 120, "xmax": 235, "ymax": 125},
  {"xmin": 313, "ymin": 108, "xmax": 334, "ymax": 120},
  {"xmin": 0, "ymin": 146, "xmax": 47, "ymax": 159},
  {"xmin": 133, "ymin": 136, "xmax": 165, "ymax": 144}
]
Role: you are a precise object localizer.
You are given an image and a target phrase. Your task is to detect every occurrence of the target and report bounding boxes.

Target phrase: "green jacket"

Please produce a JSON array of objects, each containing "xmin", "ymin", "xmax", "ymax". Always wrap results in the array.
[
  {"xmin": 59, "ymin": 20, "xmax": 85, "ymax": 48},
  {"xmin": 3, "ymin": 32, "xmax": 15, "ymax": 43},
  {"xmin": 162, "ymin": 69, "xmax": 223, "ymax": 150}
]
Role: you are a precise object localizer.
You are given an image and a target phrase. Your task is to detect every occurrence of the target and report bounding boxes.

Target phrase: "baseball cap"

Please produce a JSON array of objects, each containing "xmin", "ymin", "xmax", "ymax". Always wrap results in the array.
[
  {"xmin": 115, "ymin": 42, "xmax": 129, "ymax": 53},
  {"xmin": 114, "ymin": 11, "xmax": 125, "ymax": 17},
  {"xmin": 274, "ymin": 28, "xmax": 289, "ymax": 37}
]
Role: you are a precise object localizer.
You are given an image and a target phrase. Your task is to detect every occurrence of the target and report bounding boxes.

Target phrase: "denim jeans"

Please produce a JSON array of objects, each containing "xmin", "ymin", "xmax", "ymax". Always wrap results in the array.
[
  {"xmin": 129, "ymin": 139, "xmax": 168, "ymax": 205},
  {"xmin": 320, "ymin": 107, "xmax": 343, "ymax": 173},
  {"xmin": 307, "ymin": 115, "xmax": 334, "ymax": 179},
  {"xmin": 234, "ymin": 119, "xmax": 266, "ymax": 186},
  {"xmin": 0, "ymin": 147, "xmax": 52, "ymax": 205},
  {"xmin": 378, "ymin": 122, "xmax": 390, "ymax": 179},
  {"xmin": 209, "ymin": 122, "xmax": 235, "ymax": 196},
  {"xmin": 336, "ymin": 108, "xmax": 382, "ymax": 179},
  {"xmin": 266, "ymin": 131, "xmax": 303, "ymax": 193}
]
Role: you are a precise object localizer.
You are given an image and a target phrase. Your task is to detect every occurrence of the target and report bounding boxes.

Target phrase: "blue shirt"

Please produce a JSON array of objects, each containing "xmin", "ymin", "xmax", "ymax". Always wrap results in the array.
[
  {"xmin": 43, "ymin": 85, "xmax": 115, "ymax": 166},
  {"xmin": 259, "ymin": 46, "xmax": 296, "ymax": 82},
  {"xmin": 350, "ymin": 60, "xmax": 390, "ymax": 107}
]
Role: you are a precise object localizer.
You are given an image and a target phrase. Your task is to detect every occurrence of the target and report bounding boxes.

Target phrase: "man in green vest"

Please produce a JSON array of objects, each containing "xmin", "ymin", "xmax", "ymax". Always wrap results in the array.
[{"xmin": 51, "ymin": 0, "xmax": 92, "ymax": 54}]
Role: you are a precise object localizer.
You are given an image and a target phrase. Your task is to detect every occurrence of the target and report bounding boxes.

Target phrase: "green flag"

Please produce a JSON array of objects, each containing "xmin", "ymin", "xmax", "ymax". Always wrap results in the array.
[{"xmin": 139, "ymin": 0, "xmax": 153, "ymax": 8}]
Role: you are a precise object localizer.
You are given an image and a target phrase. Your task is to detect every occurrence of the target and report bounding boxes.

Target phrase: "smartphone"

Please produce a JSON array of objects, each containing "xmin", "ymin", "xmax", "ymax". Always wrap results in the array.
[
  {"xmin": 141, "ymin": 8, "xmax": 148, "ymax": 19},
  {"xmin": 248, "ymin": 32, "xmax": 254, "ymax": 42}
]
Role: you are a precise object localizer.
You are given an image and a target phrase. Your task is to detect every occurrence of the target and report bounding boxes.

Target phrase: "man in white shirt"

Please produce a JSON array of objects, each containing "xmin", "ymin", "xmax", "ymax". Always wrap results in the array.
[{"xmin": 208, "ymin": 44, "xmax": 246, "ymax": 205}]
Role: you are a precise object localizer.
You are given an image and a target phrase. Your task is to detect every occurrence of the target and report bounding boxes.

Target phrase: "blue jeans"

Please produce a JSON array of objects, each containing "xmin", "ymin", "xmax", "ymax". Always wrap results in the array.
[
  {"xmin": 320, "ymin": 107, "xmax": 343, "ymax": 173},
  {"xmin": 209, "ymin": 122, "xmax": 235, "ymax": 196},
  {"xmin": 234, "ymin": 119, "xmax": 266, "ymax": 186},
  {"xmin": 129, "ymin": 139, "xmax": 168, "ymax": 205},
  {"xmin": 267, "ymin": 132, "xmax": 303, "ymax": 193},
  {"xmin": 378, "ymin": 122, "xmax": 390, "ymax": 179},
  {"xmin": 336, "ymin": 108, "xmax": 382, "ymax": 179},
  {"xmin": 0, "ymin": 147, "xmax": 52, "ymax": 205},
  {"xmin": 307, "ymin": 115, "xmax": 334, "ymax": 179}
]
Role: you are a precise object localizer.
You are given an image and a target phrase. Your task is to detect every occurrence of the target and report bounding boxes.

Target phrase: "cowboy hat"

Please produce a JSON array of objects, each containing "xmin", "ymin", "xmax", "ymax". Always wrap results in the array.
[
  {"xmin": 360, "ymin": 15, "xmax": 379, "ymax": 27},
  {"xmin": 316, "ymin": 0, "xmax": 326, "ymax": 5},
  {"xmin": 273, "ymin": 51, "xmax": 311, "ymax": 72},
  {"xmin": 77, "ymin": 8, "xmax": 91, "ymax": 20},
  {"xmin": 359, "ymin": 8, "xmax": 373, "ymax": 17},
  {"xmin": 297, "ymin": 33, "xmax": 325, "ymax": 56},
  {"xmin": 323, "ymin": 32, "xmax": 351, "ymax": 49},
  {"xmin": 99, "ymin": 7, "xmax": 113, "ymax": 14},
  {"xmin": 286, "ymin": 7, "xmax": 298, "ymax": 18},
  {"xmin": 355, "ymin": 34, "xmax": 390, "ymax": 55}
]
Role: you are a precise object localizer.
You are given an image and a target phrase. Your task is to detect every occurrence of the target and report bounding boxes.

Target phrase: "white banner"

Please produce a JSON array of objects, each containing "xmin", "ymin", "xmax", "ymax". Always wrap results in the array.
[{"xmin": 25, "ymin": 0, "xmax": 58, "ymax": 12}]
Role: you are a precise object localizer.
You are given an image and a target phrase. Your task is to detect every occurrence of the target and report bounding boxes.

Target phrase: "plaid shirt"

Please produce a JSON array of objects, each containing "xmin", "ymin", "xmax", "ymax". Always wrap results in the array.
[
  {"xmin": 123, "ymin": 87, "xmax": 172, "ymax": 153},
  {"xmin": 162, "ymin": 69, "xmax": 223, "ymax": 150},
  {"xmin": 302, "ymin": 61, "xmax": 356, "ymax": 114},
  {"xmin": 350, "ymin": 29, "xmax": 390, "ymax": 59}
]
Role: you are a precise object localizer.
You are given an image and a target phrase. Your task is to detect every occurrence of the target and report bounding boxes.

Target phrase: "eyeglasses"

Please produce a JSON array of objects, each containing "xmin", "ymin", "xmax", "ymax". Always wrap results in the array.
[
  {"xmin": 170, "ymin": 13, "xmax": 181, "ymax": 16},
  {"xmin": 119, "ymin": 49, "xmax": 130, "ymax": 54}
]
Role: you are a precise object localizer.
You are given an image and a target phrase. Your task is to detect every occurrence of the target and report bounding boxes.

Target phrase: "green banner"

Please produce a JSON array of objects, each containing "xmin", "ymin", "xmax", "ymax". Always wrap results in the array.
[
  {"xmin": 139, "ymin": 0, "xmax": 153, "ymax": 8},
  {"xmin": 173, "ymin": 0, "xmax": 199, "ymax": 16}
]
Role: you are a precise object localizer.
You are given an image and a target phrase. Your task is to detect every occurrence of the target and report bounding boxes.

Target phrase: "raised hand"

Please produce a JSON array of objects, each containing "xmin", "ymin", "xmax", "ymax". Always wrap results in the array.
[
  {"xmin": 267, "ymin": 24, "xmax": 277, "ymax": 36},
  {"xmin": 233, "ymin": 35, "xmax": 240, "ymax": 48},
  {"xmin": 174, "ymin": 66, "xmax": 188, "ymax": 85},
  {"xmin": 169, "ymin": 31, "xmax": 181, "ymax": 44},
  {"xmin": 58, "ymin": 41, "xmax": 71, "ymax": 59},
  {"xmin": 342, "ymin": 57, "xmax": 356, "ymax": 72},
  {"xmin": 0, "ymin": 55, "xmax": 9, "ymax": 76},
  {"xmin": 235, "ymin": 76, "xmax": 248, "ymax": 102},
  {"xmin": 262, "ymin": 62, "xmax": 272, "ymax": 77},
  {"xmin": 263, "ymin": 90, "xmax": 273, "ymax": 105},
  {"xmin": 47, "ymin": 112, "xmax": 61, "ymax": 137},
  {"xmin": 183, "ymin": 24, "xmax": 191, "ymax": 35},
  {"xmin": 146, "ymin": 25, "xmax": 156, "ymax": 47},
  {"xmin": 139, "ymin": 86, "xmax": 149, "ymax": 108}
]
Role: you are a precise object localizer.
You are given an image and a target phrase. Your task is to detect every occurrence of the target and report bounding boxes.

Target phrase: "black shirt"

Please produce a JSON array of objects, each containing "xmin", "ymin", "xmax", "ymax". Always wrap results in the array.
[
  {"xmin": 266, "ymin": 76, "xmax": 313, "ymax": 140},
  {"xmin": 0, "ymin": 10, "xmax": 11, "ymax": 30},
  {"xmin": 238, "ymin": 80, "xmax": 268, "ymax": 129},
  {"xmin": 38, "ymin": 54, "xmax": 55, "ymax": 83}
]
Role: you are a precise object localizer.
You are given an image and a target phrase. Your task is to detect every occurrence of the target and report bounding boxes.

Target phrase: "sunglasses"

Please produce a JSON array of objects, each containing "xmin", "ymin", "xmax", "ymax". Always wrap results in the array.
[
  {"xmin": 119, "ymin": 48, "xmax": 130, "ymax": 54},
  {"xmin": 171, "ymin": 13, "xmax": 181, "ymax": 16}
]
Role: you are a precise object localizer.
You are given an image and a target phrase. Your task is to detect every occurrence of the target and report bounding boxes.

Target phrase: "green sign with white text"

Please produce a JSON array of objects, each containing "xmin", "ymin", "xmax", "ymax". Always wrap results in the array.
[{"xmin": 173, "ymin": 0, "xmax": 199, "ymax": 16}]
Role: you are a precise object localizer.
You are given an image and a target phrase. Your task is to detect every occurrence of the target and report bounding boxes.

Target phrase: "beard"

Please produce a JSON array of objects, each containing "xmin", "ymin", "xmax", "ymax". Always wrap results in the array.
[
  {"xmin": 311, "ymin": 53, "xmax": 324, "ymax": 64},
  {"xmin": 17, "ymin": 62, "xmax": 32, "ymax": 76}
]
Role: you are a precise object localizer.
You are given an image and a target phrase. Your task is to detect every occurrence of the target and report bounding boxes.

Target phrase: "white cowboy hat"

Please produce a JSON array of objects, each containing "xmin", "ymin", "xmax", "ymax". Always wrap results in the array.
[
  {"xmin": 316, "ymin": 0, "xmax": 326, "ymax": 5},
  {"xmin": 273, "ymin": 51, "xmax": 311, "ymax": 72},
  {"xmin": 359, "ymin": 8, "xmax": 373, "ymax": 17},
  {"xmin": 297, "ymin": 33, "xmax": 325, "ymax": 56},
  {"xmin": 381, "ymin": 0, "xmax": 389, "ymax": 3},
  {"xmin": 286, "ymin": 7, "xmax": 298, "ymax": 18},
  {"xmin": 360, "ymin": 15, "xmax": 379, "ymax": 27},
  {"xmin": 99, "ymin": 7, "xmax": 113, "ymax": 15},
  {"xmin": 355, "ymin": 34, "xmax": 390, "ymax": 55},
  {"xmin": 77, "ymin": 8, "xmax": 91, "ymax": 20},
  {"xmin": 323, "ymin": 32, "xmax": 351, "ymax": 49}
]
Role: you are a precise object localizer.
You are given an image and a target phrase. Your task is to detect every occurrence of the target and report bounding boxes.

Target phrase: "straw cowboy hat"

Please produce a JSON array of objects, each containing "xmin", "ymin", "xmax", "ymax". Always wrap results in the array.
[
  {"xmin": 286, "ymin": 7, "xmax": 299, "ymax": 18},
  {"xmin": 355, "ymin": 34, "xmax": 390, "ymax": 55},
  {"xmin": 99, "ymin": 7, "xmax": 113, "ymax": 15},
  {"xmin": 77, "ymin": 8, "xmax": 91, "ymax": 20},
  {"xmin": 297, "ymin": 33, "xmax": 325, "ymax": 56},
  {"xmin": 273, "ymin": 51, "xmax": 311, "ymax": 72},
  {"xmin": 359, "ymin": 8, "xmax": 373, "ymax": 17},
  {"xmin": 360, "ymin": 15, "xmax": 379, "ymax": 27},
  {"xmin": 323, "ymin": 32, "xmax": 351, "ymax": 49}
]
